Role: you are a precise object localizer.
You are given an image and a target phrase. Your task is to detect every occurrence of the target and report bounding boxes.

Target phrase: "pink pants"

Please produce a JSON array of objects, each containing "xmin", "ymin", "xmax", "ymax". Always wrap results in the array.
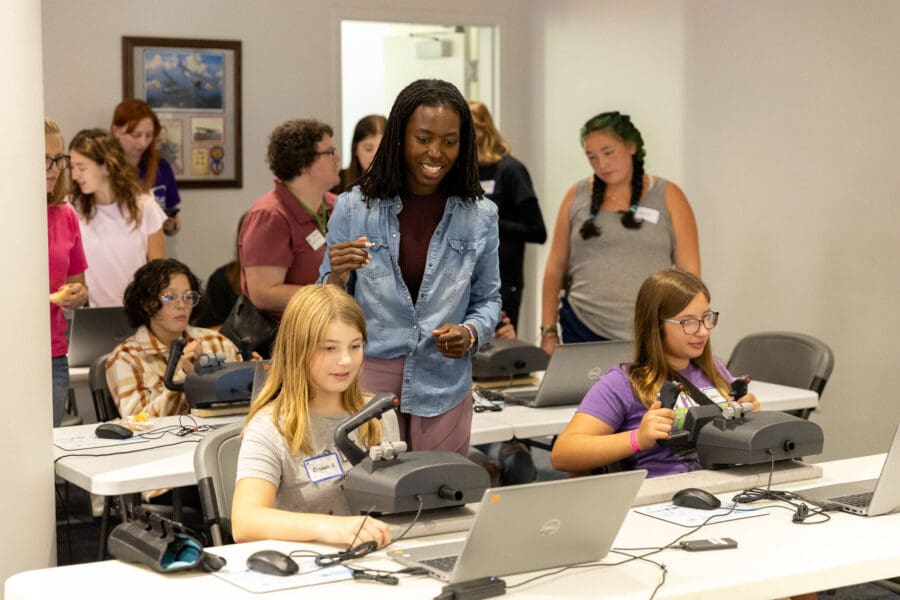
[{"xmin": 361, "ymin": 356, "xmax": 472, "ymax": 455}]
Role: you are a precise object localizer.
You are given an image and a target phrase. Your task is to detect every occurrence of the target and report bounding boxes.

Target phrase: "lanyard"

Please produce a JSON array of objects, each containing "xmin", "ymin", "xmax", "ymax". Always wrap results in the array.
[{"xmin": 290, "ymin": 190, "xmax": 328, "ymax": 234}]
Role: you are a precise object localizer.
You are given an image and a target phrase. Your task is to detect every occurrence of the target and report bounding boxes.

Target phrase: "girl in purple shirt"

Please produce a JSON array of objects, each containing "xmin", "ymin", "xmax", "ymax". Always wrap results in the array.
[{"xmin": 551, "ymin": 268, "xmax": 759, "ymax": 477}]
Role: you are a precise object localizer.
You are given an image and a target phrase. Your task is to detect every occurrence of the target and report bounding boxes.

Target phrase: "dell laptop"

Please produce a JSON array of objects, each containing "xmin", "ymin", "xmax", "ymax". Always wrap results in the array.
[
  {"xmin": 501, "ymin": 340, "xmax": 632, "ymax": 407},
  {"xmin": 388, "ymin": 469, "xmax": 646, "ymax": 582},
  {"xmin": 795, "ymin": 424, "xmax": 900, "ymax": 516},
  {"xmin": 67, "ymin": 307, "xmax": 134, "ymax": 367}
]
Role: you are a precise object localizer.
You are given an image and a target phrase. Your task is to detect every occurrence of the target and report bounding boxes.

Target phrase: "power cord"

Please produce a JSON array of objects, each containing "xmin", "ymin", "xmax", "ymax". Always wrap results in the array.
[{"xmin": 289, "ymin": 495, "xmax": 428, "ymax": 586}]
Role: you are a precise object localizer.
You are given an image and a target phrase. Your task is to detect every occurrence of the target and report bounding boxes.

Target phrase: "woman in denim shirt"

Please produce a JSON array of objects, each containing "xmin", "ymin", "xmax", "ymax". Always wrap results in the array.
[{"xmin": 321, "ymin": 79, "xmax": 501, "ymax": 454}]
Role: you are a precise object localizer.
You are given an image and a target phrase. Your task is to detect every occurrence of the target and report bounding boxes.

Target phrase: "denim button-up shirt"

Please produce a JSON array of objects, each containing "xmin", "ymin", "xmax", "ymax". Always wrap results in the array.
[{"xmin": 320, "ymin": 187, "xmax": 502, "ymax": 417}]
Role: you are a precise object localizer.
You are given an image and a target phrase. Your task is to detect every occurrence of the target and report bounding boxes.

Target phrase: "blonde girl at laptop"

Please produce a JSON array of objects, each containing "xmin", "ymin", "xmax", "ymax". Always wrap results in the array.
[{"xmin": 231, "ymin": 285, "xmax": 400, "ymax": 547}]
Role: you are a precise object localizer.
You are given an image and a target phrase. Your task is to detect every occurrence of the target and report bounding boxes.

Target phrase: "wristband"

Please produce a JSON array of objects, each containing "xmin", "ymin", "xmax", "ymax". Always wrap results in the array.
[
  {"xmin": 629, "ymin": 429, "xmax": 641, "ymax": 453},
  {"xmin": 461, "ymin": 323, "xmax": 477, "ymax": 351}
]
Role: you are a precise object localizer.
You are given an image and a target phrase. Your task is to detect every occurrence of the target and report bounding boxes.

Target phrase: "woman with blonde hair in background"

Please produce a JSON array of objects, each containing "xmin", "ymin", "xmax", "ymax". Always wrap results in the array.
[
  {"xmin": 45, "ymin": 117, "xmax": 88, "ymax": 426},
  {"xmin": 469, "ymin": 100, "xmax": 546, "ymax": 331}
]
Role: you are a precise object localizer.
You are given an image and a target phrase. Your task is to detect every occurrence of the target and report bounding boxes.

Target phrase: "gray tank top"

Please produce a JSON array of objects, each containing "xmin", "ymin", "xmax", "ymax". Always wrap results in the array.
[{"xmin": 566, "ymin": 176, "xmax": 675, "ymax": 339}]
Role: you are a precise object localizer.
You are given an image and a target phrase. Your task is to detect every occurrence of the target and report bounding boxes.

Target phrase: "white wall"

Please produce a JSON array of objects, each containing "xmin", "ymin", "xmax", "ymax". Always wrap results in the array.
[
  {"xmin": 683, "ymin": 0, "xmax": 900, "ymax": 460},
  {"xmin": 3, "ymin": 0, "xmax": 58, "ymax": 585},
  {"xmin": 43, "ymin": 0, "xmax": 527, "ymax": 285},
  {"xmin": 525, "ymin": 0, "xmax": 687, "ymax": 344},
  {"xmin": 533, "ymin": 0, "xmax": 900, "ymax": 461}
]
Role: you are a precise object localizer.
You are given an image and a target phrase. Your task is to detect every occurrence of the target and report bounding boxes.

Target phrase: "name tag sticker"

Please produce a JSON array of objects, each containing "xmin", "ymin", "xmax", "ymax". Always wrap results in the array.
[
  {"xmin": 634, "ymin": 206, "xmax": 660, "ymax": 224},
  {"xmin": 303, "ymin": 452, "xmax": 344, "ymax": 483},
  {"xmin": 306, "ymin": 229, "xmax": 326, "ymax": 251},
  {"xmin": 480, "ymin": 179, "xmax": 496, "ymax": 195}
]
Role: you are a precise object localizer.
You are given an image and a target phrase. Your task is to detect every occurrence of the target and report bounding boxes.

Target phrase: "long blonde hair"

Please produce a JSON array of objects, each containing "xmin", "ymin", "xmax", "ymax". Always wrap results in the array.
[
  {"xmin": 244, "ymin": 285, "xmax": 381, "ymax": 455},
  {"xmin": 468, "ymin": 101, "xmax": 510, "ymax": 165},
  {"xmin": 628, "ymin": 269, "xmax": 731, "ymax": 407},
  {"xmin": 44, "ymin": 117, "xmax": 69, "ymax": 206}
]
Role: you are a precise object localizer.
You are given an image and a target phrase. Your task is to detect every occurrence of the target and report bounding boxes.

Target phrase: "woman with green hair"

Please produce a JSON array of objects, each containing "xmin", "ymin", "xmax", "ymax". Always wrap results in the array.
[{"xmin": 540, "ymin": 111, "xmax": 700, "ymax": 356}]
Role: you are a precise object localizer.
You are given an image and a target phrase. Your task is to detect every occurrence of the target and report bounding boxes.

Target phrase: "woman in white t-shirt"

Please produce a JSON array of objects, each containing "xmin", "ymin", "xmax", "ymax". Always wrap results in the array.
[{"xmin": 69, "ymin": 129, "xmax": 166, "ymax": 306}]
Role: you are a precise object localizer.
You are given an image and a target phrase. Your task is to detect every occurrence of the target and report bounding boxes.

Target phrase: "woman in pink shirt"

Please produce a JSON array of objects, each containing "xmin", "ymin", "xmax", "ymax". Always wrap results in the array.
[{"xmin": 45, "ymin": 117, "xmax": 88, "ymax": 426}]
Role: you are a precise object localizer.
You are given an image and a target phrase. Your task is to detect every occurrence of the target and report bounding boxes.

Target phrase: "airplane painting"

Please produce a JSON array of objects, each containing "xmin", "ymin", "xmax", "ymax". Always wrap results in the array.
[{"xmin": 143, "ymin": 48, "xmax": 225, "ymax": 110}]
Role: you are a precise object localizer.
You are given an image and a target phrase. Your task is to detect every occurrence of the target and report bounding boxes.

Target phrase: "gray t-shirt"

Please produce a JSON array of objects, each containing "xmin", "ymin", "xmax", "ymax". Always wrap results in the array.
[
  {"xmin": 567, "ymin": 176, "xmax": 674, "ymax": 339},
  {"xmin": 236, "ymin": 405, "xmax": 401, "ymax": 516}
]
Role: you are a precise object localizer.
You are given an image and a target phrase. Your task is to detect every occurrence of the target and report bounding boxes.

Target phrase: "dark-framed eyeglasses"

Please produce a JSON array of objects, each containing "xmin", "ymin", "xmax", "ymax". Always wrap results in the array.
[
  {"xmin": 314, "ymin": 147, "xmax": 337, "ymax": 157},
  {"xmin": 46, "ymin": 154, "xmax": 71, "ymax": 171},
  {"xmin": 160, "ymin": 291, "xmax": 201, "ymax": 306},
  {"xmin": 662, "ymin": 311, "xmax": 719, "ymax": 335}
]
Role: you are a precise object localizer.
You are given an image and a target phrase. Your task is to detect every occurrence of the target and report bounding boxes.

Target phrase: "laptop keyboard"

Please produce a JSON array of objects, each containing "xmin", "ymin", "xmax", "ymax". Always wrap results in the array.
[
  {"xmin": 832, "ymin": 492, "xmax": 872, "ymax": 507},
  {"xmin": 421, "ymin": 555, "xmax": 458, "ymax": 572}
]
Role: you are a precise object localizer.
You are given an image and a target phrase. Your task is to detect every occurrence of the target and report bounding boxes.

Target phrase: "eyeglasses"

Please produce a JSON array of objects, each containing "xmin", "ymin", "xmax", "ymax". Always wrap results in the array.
[
  {"xmin": 160, "ymin": 291, "xmax": 201, "ymax": 306},
  {"xmin": 314, "ymin": 148, "xmax": 337, "ymax": 157},
  {"xmin": 46, "ymin": 154, "xmax": 71, "ymax": 171},
  {"xmin": 663, "ymin": 311, "xmax": 719, "ymax": 335}
]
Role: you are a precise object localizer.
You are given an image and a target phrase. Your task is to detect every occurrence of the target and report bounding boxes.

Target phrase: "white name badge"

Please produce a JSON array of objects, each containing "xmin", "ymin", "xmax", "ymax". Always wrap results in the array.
[
  {"xmin": 480, "ymin": 179, "xmax": 496, "ymax": 195},
  {"xmin": 303, "ymin": 452, "xmax": 344, "ymax": 483},
  {"xmin": 634, "ymin": 205, "xmax": 660, "ymax": 224},
  {"xmin": 700, "ymin": 386, "xmax": 729, "ymax": 405},
  {"xmin": 306, "ymin": 228, "xmax": 326, "ymax": 251}
]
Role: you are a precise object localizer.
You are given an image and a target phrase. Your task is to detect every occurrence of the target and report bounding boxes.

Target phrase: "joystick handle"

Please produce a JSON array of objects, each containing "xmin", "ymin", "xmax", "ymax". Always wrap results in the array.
[
  {"xmin": 730, "ymin": 375, "xmax": 751, "ymax": 401},
  {"xmin": 163, "ymin": 338, "xmax": 187, "ymax": 392},
  {"xmin": 659, "ymin": 381, "xmax": 684, "ymax": 410}
]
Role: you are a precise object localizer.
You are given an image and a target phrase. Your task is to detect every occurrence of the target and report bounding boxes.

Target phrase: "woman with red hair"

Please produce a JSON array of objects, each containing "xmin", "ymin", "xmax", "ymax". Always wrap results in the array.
[{"xmin": 111, "ymin": 99, "xmax": 181, "ymax": 235}]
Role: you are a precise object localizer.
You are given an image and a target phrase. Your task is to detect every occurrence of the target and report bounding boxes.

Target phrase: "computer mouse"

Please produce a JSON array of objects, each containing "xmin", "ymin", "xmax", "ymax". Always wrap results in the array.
[
  {"xmin": 94, "ymin": 423, "xmax": 134, "ymax": 440},
  {"xmin": 246, "ymin": 549, "xmax": 299, "ymax": 576},
  {"xmin": 672, "ymin": 487, "xmax": 721, "ymax": 510}
]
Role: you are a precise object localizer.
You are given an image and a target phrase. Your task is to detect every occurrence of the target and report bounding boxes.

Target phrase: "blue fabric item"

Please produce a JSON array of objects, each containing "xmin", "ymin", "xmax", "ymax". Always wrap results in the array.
[
  {"xmin": 160, "ymin": 534, "xmax": 202, "ymax": 570},
  {"xmin": 51, "ymin": 355, "xmax": 69, "ymax": 427},
  {"xmin": 559, "ymin": 296, "xmax": 610, "ymax": 343},
  {"xmin": 321, "ymin": 188, "xmax": 502, "ymax": 417},
  {"xmin": 140, "ymin": 158, "xmax": 181, "ymax": 211}
]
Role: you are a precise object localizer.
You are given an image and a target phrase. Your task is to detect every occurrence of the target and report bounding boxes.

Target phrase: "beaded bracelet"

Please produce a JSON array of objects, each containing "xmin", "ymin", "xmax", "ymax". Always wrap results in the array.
[{"xmin": 461, "ymin": 323, "xmax": 477, "ymax": 351}]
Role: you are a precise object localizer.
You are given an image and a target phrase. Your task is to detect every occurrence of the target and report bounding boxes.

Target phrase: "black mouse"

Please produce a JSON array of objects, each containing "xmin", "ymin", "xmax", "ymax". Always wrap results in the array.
[
  {"xmin": 246, "ymin": 549, "xmax": 299, "ymax": 576},
  {"xmin": 94, "ymin": 423, "xmax": 134, "ymax": 440},
  {"xmin": 672, "ymin": 487, "xmax": 721, "ymax": 510}
]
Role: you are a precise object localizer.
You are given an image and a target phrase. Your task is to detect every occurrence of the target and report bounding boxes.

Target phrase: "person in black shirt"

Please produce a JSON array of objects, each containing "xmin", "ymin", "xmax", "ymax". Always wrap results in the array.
[{"xmin": 469, "ymin": 101, "xmax": 546, "ymax": 330}]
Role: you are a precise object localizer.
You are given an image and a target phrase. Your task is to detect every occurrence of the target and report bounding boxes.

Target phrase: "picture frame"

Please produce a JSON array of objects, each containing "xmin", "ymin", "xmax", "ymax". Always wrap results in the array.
[{"xmin": 123, "ymin": 36, "xmax": 242, "ymax": 189}]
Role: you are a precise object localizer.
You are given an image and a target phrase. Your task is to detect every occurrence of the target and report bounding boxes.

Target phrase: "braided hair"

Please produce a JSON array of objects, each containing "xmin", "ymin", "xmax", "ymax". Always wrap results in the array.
[
  {"xmin": 578, "ymin": 111, "xmax": 646, "ymax": 240},
  {"xmin": 358, "ymin": 79, "xmax": 483, "ymax": 202}
]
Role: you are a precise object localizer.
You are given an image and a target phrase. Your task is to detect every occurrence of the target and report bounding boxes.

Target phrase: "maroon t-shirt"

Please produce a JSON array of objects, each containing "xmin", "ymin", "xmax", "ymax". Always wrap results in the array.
[
  {"xmin": 239, "ymin": 179, "xmax": 335, "ymax": 319},
  {"xmin": 398, "ymin": 191, "xmax": 447, "ymax": 303}
]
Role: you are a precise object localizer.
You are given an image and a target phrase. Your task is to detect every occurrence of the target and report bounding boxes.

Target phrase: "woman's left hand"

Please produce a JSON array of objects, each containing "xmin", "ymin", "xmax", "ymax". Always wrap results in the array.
[
  {"xmin": 163, "ymin": 215, "xmax": 180, "ymax": 236},
  {"xmin": 432, "ymin": 324, "xmax": 471, "ymax": 359},
  {"xmin": 56, "ymin": 283, "xmax": 88, "ymax": 310},
  {"xmin": 737, "ymin": 392, "xmax": 761, "ymax": 411}
]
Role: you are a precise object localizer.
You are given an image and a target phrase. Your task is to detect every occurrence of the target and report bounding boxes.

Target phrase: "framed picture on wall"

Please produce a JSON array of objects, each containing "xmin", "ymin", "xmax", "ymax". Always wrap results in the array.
[{"xmin": 122, "ymin": 36, "xmax": 242, "ymax": 188}]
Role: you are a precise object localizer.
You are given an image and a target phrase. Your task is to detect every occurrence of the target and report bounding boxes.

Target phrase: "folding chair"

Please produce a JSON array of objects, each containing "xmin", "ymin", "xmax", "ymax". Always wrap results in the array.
[
  {"xmin": 727, "ymin": 331, "xmax": 834, "ymax": 420},
  {"xmin": 194, "ymin": 422, "xmax": 243, "ymax": 546}
]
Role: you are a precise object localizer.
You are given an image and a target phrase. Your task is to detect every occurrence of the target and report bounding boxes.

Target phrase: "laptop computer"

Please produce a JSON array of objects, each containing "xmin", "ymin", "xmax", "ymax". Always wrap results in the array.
[
  {"xmin": 500, "ymin": 340, "xmax": 632, "ymax": 407},
  {"xmin": 67, "ymin": 307, "xmax": 134, "ymax": 367},
  {"xmin": 795, "ymin": 424, "xmax": 900, "ymax": 516},
  {"xmin": 250, "ymin": 360, "xmax": 272, "ymax": 402},
  {"xmin": 388, "ymin": 469, "xmax": 646, "ymax": 582}
]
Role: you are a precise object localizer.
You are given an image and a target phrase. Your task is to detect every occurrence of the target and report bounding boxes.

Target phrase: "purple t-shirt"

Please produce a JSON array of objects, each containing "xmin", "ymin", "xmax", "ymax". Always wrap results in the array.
[
  {"xmin": 140, "ymin": 158, "xmax": 181, "ymax": 212},
  {"xmin": 577, "ymin": 360, "xmax": 732, "ymax": 477}
]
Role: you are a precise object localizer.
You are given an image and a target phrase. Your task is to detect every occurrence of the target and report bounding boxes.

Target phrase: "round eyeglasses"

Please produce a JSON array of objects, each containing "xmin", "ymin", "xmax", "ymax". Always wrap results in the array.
[
  {"xmin": 46, "ymin": 154, "xmax": 71, "ymax": 171},
  {"xmin": 160, "ymin": 291, "xmax": 201, "ymax": 306},
  {"xmin": 662, "ymin": 311, "xmax": 719, "ymax": 335}
]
